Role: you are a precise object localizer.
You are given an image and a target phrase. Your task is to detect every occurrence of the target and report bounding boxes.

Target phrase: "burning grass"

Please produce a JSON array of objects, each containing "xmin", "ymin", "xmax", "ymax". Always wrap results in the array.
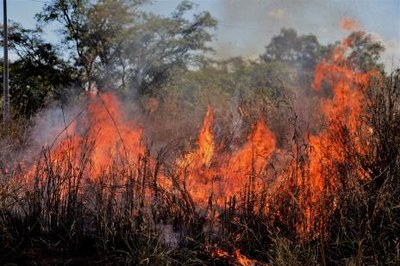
[{"xmin": 1, "ymin": 38, "xmax": 400, "ymax": 265}]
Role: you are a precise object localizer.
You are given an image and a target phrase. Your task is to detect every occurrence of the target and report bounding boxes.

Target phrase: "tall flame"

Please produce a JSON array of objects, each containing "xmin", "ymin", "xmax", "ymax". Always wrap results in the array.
[
  {"xmin": 86, "ymin": 93, "xmax": 144, "ymax": 179},
  {"xmin": 22, "ymin": 93, "xmax": 145, "ymax": 186},
  {"xmin": 178, "ymin": 106, "xmax": 216, "ymax": 205},
  {"xmin": 197, "ymin": 106, "xmax": 215, "ymax": 166},
  {"xmin": 180, "ymin": 109, "xmax": 276, "ymax": 207},
  {"xmin": 225, "ymin": 120, "xmax": 276, "ymax": 199},
  {"xmin": 293, "ymin": 33, "xmax": 378, "ymax": 236}
]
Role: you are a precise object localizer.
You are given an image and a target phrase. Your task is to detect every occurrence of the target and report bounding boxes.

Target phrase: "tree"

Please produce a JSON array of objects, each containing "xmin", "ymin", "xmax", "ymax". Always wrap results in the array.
[
  {"xmin": 37, "ymin": 0, "xmax": 217, "ymax": 95},
  {"xmin": 344, "ymin": 31, "xmax": 385, "ymax": 72},
  {"xmin": 260, "ymin": 28, "xmax": 330, "ymax": 71},
  {"xmin": 1, "ymin": 23, "xmax": 74, "ymax": 117},
  {"xmin": 37, "ymin": 0, "xmax": 139, "ymax": 92},
  {"xmin": 262, "ymin": 28, "xmax": 385, "ymax": 74},
  {"xmin": 123, "ymin": 1, "xmax": 217, "ymax": 95}
]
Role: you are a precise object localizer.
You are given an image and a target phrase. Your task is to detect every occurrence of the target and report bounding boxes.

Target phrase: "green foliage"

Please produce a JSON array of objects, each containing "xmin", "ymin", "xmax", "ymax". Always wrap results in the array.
[
  {"xmin": 260, "ymin": 28, "xmax": 331, "ymax": 71},
  {"xmin": 127, "ymin": 5, "xmax": 217, "ymax": 95},
  {"xmin": 37, "ymin": 0, "xmax": 217, "ymax": 95},
  {"xmin": 261, "ymin": 28, "xmax": 384, "ymax": 73},
  {"xmin": 36, "ymin": 0, "xmax": 137, "ymax": 90},
  {"xmin": 1, "ymin": 23, "xmax": 75, "ymax": 118},
  {"xmin": 163, "ymin": 59, "xmax": 294, "ymax": 110},
  {"xmin": 345, "ymin": 31, "xmax": 385, "ymax": 72}
]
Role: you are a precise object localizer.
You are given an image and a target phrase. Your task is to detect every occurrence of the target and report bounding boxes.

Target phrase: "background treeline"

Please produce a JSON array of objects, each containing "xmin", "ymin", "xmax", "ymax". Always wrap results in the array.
[{"xmin": 0, "ymin": 0, "xmax": 384, "ymax": 121}]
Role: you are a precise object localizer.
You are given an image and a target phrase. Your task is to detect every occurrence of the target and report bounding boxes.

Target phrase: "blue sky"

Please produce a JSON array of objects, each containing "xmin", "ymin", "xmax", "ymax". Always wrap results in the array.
[{"xmin": 2, "ymin": 0, "xmax": 400, "ymax": 70}]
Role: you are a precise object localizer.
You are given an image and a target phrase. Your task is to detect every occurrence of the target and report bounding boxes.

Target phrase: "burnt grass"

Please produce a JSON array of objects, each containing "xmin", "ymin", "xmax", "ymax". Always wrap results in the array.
[{"xmin": 1, "ymin": 72, "xmax": 400, "ymax": 265}]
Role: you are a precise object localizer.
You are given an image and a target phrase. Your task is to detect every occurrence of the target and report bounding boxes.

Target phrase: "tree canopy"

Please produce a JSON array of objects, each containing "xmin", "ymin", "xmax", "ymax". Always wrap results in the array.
[
  {"xmin": 260, "ymin": 28, "xmax": 330, "ymax": 71},
  {"xmin": 1, "ymin": 23, "xmax": 74, "ymax": 117},
  {"xmin": 37, "ymin": 0, "xmax": 217, "ymax": 95},
  {"xmin": 0, "ymin": 2, "xmax": 387, "ymax": 119}
]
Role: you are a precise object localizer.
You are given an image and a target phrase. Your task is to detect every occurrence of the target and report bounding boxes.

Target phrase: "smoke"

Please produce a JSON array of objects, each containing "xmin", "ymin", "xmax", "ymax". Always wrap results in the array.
[
  {"xmin": 32, "ymin": 102, "xmax": 82, "ymax": 148},
  {"xmin": 212, "ymin": 0, "xmax": 341, "ymax": 59},
  {"xmin": 207, "ymin": 0, "xmax": 398, "ymax": 67},
  {"xmin": 0, "ymin": 98, "xmax": 84, "ymax": 176}
]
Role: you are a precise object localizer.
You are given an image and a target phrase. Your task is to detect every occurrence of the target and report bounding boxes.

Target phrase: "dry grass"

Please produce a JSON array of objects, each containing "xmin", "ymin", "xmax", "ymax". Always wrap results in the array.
[{"xmin": 0, "ymin": 71, "xmax": 399, "ymax": 265}]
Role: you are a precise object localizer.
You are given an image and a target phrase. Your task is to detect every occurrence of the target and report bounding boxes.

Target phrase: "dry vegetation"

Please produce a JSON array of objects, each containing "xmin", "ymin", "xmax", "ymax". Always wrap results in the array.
[
  {"xmin": 0, "ymin": 70, "xmax": 399, "ymax": 265},
  {"xmin": 0, "ymin": 1, "xmax": 399, "ymax": 264}
]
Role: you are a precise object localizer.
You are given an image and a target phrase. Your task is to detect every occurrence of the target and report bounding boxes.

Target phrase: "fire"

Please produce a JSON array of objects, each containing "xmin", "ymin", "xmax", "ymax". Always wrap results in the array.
[
  {"xmin": 225, "ymin": 120, "xmax": 276, "ymax": 199},
  {"xmin": 179, "ymin": 108, "xmax": 276, "ymax": 207},
  {"xmin": 22, "ymin": 93, "xmax": 145, "ymax": 187},
  {"xmin": 340, "ymin": 18, "xmax": 362, "ymax": 31},
  {"xmin": 25, "ymin": 98, "xmax": 276, "ymax": 210},
  {"xmin": 177, "ymin": 106, "xmax": 216, "ymax": 205},
  {"xmin": 175, "ymin": 52, "xmax": 373, "ymax": 221},
  {"xmin": 15, "ymin": 27, "xmax": 380, "ymax": 244},
  {"xmin": 197, "ymin": 106, "xmax": 215, "ymax": 166},
  {"xmin": 292, "ymin": 32, "xmax": 378, "ymax": 236},
  {"xmin": 85, "ymin": 93, "xmax": 144, "ymax": 179},
  {"xmin": 209, "ymin": 246, "xmax": 258, "ymax": 266},
  {"xmin": 234, "ymin": 249, "xmax": 258, "ymax": 266}
]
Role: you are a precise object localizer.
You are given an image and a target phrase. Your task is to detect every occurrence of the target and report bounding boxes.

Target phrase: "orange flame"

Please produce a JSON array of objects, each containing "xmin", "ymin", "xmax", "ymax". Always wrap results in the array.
[
  {"xmin": 233, "ymin": 249, "xmax": 257, "ymax": 266},
  {"xmin": 86, "ymin": 93, "xmax": 144, "ymax": 179},
  {"xmin": 22, "ymin": 93, "xmax": 145, "ymax": 188},
  {"xmin": 224, "ymin": 119, "xmax": 276, "ymax": 201},
  {"xmin": 180, "ymin": 109, "xmax": 276, "ymax": 207},
  {"xmin": 340, "ymin": 18, "xmax": 362, "ymax": 31},
  {"xmin": 209, "ymin": 246, "xmax": 257, "ymax": 266},
  {"xmin": 293, "ymin": 33, "xmax": 378, "ymax": 236},
  {"xmin": 177, "ymin": 106, "xmax": 216, "ymax": 205},
  {"xmin": 198, "ymin": 106, "xmax": 215, "ymax": 166}
]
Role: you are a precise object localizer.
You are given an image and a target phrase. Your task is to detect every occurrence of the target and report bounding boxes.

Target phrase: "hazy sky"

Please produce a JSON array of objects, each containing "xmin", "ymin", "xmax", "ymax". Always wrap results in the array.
[{"xmin": 2, "ymin": 0, "xmax": 400, "ymax": 70}]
